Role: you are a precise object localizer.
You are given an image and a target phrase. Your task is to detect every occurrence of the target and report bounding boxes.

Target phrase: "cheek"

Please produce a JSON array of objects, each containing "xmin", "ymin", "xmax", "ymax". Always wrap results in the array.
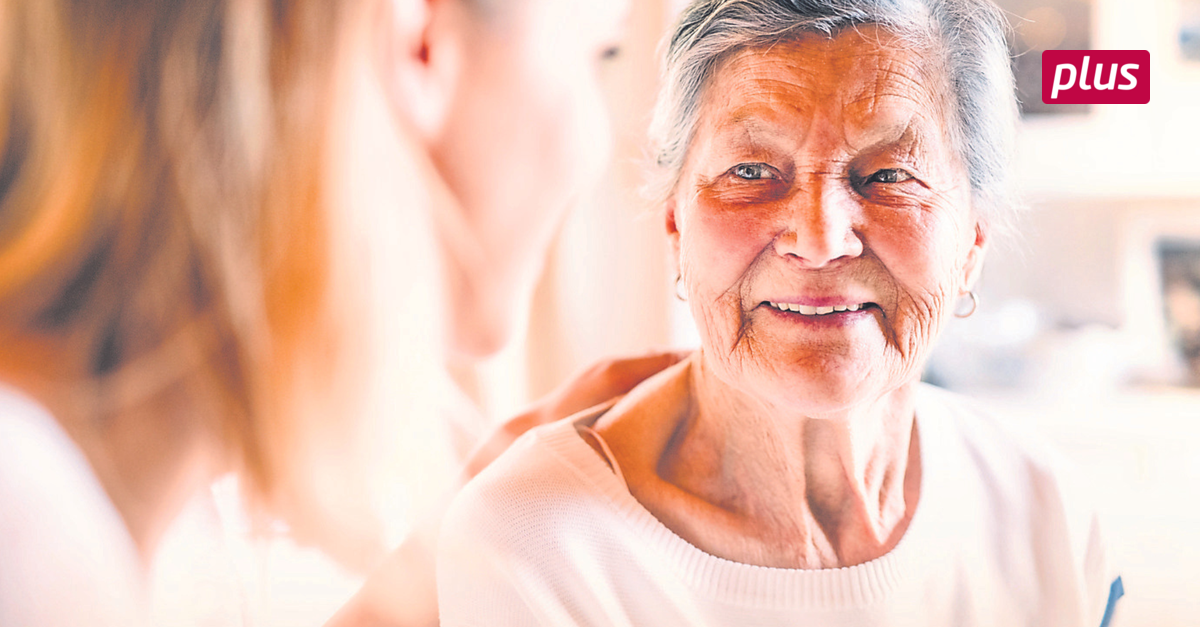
[
  {"xmin": 868, "ymin": 205, "xmax": 973, "ymax": 357},
  {"xmin": 679, "ymin": 197, "xmax": 775, "ymax": 295},
  {"xmin": 879, "ymin": 217, "xmax": 952, "ymax": 289},
  {"xmin": 678, "ymin": 199, "xmax": 778, "ymax": 360}
]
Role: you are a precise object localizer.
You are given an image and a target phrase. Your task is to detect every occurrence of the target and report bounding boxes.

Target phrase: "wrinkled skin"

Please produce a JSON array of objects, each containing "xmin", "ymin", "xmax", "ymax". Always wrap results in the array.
[{"xmin": 670, "ymin": 27, "xmax": 987, "ymax": 420}]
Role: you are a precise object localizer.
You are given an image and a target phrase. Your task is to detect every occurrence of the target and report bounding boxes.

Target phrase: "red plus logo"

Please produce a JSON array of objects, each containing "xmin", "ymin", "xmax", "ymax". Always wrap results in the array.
[{"xmin": 1041, "ymin": 50, "xmax": 1150, "ymax": 104}]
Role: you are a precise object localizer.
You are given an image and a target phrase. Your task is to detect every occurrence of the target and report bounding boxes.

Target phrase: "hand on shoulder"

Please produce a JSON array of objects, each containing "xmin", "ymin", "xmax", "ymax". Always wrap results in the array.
[{"xmin": 461, "ymin": 350, "xmax": 689, "ymax": 480}]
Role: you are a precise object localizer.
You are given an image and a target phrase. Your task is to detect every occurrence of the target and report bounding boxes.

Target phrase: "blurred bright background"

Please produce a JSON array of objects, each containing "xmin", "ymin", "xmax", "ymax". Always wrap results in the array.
[{"xmin": 149, "ymin": 0, "xmax": 1199, "ymax": 625}]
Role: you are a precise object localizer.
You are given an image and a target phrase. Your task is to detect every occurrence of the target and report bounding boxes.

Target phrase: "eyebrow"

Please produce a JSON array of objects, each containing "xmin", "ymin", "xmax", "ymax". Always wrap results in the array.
[
  {"xmin": 702, "ymin": 119, "xmax": 793, "ymax": 166},
  {"xmin": 707, "ymin": 106, "xmax": 925, "ymax": 161},
  {"xmin": 845, "ymin": 115, "xmax": 922, "ymax": 156}
]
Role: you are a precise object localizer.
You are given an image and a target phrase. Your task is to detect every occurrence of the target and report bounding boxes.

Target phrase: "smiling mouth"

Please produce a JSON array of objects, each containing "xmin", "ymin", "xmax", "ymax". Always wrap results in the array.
[{"xmin": 763, "ymin": 301, "xmax": 878, "ymax": 316}]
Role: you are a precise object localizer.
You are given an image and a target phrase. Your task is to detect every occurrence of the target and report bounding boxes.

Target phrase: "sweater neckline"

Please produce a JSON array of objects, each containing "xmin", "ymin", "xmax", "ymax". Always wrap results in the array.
[{"xmin": 535, "ymin": 383, "xmax": 949, "ymax": 611}]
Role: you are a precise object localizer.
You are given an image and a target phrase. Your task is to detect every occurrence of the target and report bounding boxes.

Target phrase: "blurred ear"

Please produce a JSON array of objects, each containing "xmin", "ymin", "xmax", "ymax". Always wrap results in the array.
[
  {"xmin": 961, "ymin": 220, "xmax": 988, "ymax": 293},
  {"xmin": 377, "ymin": 0, "xmax": 464, "ymax": 142}
]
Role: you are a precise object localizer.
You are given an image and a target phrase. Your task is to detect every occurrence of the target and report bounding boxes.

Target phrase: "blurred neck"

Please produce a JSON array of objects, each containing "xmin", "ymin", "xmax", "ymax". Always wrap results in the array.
[{"xmin": 0, "ymin": 329, "xmax": 221, "ymax": 565}]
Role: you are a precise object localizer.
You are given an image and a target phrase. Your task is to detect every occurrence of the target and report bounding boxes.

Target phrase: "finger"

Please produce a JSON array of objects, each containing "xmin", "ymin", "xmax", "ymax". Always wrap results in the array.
[
  {"xmin": 463, "ymin": 351, "xmax": 691, "ymax": 480},
  {"xmin": 553, "ymin": 350, "xmax": 691, "ymax": 418},
  {"xmin": 602, "ymin": 350, "xmax": 691, "ymax": 392},
  {"xmin": 461, "ymin": 408, "xmax": 543, "ymax": 480}
]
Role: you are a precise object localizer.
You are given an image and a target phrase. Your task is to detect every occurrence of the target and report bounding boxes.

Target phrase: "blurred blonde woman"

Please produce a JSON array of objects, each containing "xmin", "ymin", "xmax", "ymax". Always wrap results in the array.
[
  {"xmin": 0, "ymin": 2, "xmax": 426, "ymax": 623},
  {"xmin": 1, "ymin": 0, "xmax": 661, "ymax": 624}
]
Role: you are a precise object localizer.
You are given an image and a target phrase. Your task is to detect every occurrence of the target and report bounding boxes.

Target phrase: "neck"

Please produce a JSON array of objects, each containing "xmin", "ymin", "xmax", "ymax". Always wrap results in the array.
[
  {"xmin": 0, "ymin": 330, "xmax": 220, "ymax": 566},
  {"xmin": 657, "ymin": 355, "xmax": 921, "ymax": 568},
  {"xmin": 71, "ymin": 393, "xmax": 220, "ymax": 566}
]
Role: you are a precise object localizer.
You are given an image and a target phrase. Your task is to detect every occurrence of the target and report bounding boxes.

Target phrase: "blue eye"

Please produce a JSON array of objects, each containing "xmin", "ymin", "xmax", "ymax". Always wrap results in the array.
[
  {"xmin": 734, "ymin": 163, "xmax": 774, "ymax": 180},
  {"xmin": 867, "ymin": 169, "xmax": 913, "ymax": 183}
]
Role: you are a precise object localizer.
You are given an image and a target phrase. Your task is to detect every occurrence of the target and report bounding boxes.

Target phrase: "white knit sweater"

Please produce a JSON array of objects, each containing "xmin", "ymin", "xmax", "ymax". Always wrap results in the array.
[{"xmin": 438, "ymin": 383, "xmax": 1119, "ymax": 626}]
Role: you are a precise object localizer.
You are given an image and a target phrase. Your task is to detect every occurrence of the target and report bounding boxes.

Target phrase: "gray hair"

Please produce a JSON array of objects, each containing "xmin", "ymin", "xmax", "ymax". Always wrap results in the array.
[{"xmin": 648, "ymin": 0, "xmax": 1020, "ymax": 234}]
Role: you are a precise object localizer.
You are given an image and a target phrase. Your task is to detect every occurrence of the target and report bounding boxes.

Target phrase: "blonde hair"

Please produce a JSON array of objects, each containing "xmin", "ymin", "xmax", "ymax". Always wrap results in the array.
[{"xmin": 0, "ymin": 0, "xmax": 418, "ymax": 568}]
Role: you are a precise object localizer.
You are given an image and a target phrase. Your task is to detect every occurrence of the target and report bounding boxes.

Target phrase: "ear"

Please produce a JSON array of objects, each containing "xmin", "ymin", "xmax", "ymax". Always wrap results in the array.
[
  {"xmin": 961, "ymin": 220, "xmax": 989, "ymax": 293},
  {"xmin": 377, "ymin": 0, "xmax": 464, "ymax": 142},
  {"xmin": 665, "ymin": 195, "xmax": 683, "ymax": 274}
]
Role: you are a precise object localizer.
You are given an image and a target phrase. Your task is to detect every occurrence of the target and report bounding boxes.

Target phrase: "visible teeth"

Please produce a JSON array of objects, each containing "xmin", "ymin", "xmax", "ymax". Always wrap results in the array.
[{"xmin": 769, "ymin": 302, "xmax": 868, "ymax": 315}]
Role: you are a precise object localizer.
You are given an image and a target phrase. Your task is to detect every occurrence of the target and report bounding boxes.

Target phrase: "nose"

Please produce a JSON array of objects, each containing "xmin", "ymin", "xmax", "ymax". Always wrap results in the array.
[{"xmin": 772, "ymin": 178, "xmax": 864, "ymax": 267}]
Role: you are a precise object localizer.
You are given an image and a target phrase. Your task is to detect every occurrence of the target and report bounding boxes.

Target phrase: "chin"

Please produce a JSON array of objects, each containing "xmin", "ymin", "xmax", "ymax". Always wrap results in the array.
[{"xmin": 758, "ymin": 363, "xmax": 888, "ymax": 417}]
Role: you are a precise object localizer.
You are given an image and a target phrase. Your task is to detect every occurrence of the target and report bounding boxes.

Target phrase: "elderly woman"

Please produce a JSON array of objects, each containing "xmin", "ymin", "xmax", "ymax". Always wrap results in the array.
[{"xmin": 438, "ymin": 0, "xmax": 1122, "ymax": 625}]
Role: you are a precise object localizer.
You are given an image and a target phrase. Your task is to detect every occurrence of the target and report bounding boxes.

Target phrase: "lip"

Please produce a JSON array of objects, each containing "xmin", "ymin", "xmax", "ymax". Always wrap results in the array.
[
  {"xmin": 762, "ymin": 294, "xmax": 874, "ymax": 307},
  {"xmin": 760, "ymin": 295, "xmax": 879, "ymax": 312},
  {"xmin": 756, "ymin": 291, "xmax": 883, "ymax": 318},
  {"xmin": 768, "ymin": 299, "xmax": 870, "ymax": 309}
]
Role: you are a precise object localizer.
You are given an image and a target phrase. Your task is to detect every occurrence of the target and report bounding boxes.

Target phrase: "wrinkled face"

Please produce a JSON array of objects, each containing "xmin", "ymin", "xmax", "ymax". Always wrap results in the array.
[
  {"xmin": 435, "ymin": 0, "xmax": 628, "ymax": 356},
  {"xmin": 669, "ymin": 27, "xmax": 986, "ymax": 414}
]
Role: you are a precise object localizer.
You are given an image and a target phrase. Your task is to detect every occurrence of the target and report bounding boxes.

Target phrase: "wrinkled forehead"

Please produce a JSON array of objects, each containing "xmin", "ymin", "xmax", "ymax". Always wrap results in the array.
[{"xmin": 695, "ymin": 26, "xmax": 956, "ymax": 156}]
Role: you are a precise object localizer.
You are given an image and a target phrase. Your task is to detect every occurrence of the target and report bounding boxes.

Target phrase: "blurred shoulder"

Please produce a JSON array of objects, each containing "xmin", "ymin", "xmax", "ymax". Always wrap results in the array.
[
  {"xmin": 0, "ymin": 386, "xmax": 111, "ymax": 514},
  {"xmin": 0, "ymin": 386, "xmax": 144, "ymax": 625}
]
